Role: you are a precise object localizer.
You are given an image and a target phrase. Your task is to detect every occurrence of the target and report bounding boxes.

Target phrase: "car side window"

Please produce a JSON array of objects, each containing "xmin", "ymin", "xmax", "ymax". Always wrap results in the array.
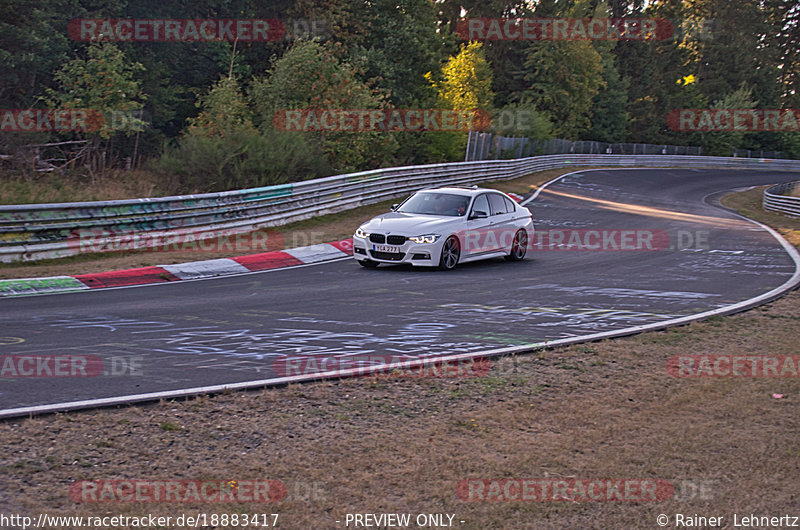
[
  {"xmin": 471, "ymin": 194, "xmax": 490, "ymax": 217},
  {"xmin": 488, "ymin": 193, "xmax": 508, "ymax": 215},
  {"xmin": 503, "ymin": 196, "xmax": 516, "ymax": 213}
]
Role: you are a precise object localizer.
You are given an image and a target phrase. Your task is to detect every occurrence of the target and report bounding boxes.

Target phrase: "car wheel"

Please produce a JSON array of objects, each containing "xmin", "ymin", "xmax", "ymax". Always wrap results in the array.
[
  {"xmin": 438, "ymin": 236, "xmax": 460, "ymax": 271},
  {"xmin": 359, "ymin": 259, "xmax": 379, "ymax": 268},
  {"xmin": 506, "ymin": 230, "xmax": 528, "ymax": 261}
]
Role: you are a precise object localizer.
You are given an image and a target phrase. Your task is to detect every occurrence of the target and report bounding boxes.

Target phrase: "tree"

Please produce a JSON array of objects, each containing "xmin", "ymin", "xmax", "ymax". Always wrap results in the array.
[
  {"xmin": 698, "ymin": 84, "xmax": 758, "ymax": 156},
  {"xmin": 42, "ymin": 42, "xmax": 147, "ymax": 174},
  {"xmin": 430, "ymin": 42, "xmax": 495, "ymax": 112},
  {"xmin": 491, "ymin": 101, "xmax": 552, "ymax": 140},
  {"xmin": 688, "ymin": 0, "xmax": 781, "ymax": 108},
  {"xmin": 614, "ymin": 0, "xmax": 707, "ymax": 144},
  {"xmin": 343, "ymin": 0, "xmax": 447, "ymax": 108},
  {"xmin": 425, "ymin": 41, "xmax": 495, "ymax": 161},
  {"xmin": 187, "ymin": 76, "xmax": 253, "ymax": 137},
  {"xmin": 587, "ymin": 53, "xmax": 630, "ymax": 143},
  {"xmin": 0, "ymin": 0, "xmax": 129, "ymax": 170},
  {"xmin": 155, "ymin": 72, "xmax": 328, "ymax": 191},
  {"xmin": 0, "ymin": 0, "xmax": 127, "ymax": 109},
  {"xmin": 584, "ymin": 2, "xmax": 630, "ymax": 143},
  {"xmin": 249, "ymin": 39, "xmax": 396, "ymax": 173},
  {"xmin": 522, "ymin": 40, "xmax": 604, "ymax": 139},
  {"xmin": 764, "ymin": 0, "xmax": 800, "ymax": 108}
]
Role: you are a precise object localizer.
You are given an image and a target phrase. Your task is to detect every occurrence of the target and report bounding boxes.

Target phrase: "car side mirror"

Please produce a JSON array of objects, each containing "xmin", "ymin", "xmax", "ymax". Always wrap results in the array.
[
  {"xmin": 470, "ymin": 210, "xmax": 488, "ymax": 219},
  {"xmin": 391, "ymin": 204, "xmax": 399, "ymax": 211}
]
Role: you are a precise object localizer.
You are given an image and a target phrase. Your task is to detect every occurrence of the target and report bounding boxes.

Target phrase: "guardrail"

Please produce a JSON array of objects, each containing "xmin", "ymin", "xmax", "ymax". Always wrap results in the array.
[
  {"xmin": 2, "ymin": 154, "xmax": 800, "ymax": 262},
  {"xmin": 763, "ymin": 180, "xmax": 800, "ymax": 217}
]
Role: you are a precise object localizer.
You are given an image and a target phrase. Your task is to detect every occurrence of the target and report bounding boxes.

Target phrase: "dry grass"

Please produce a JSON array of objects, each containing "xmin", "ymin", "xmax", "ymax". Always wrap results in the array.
[
  {"xmin": 0, "ymin": 171, "xmax": 173, "ymax": 205},
  {"xmin": 721, "ymin": 186, "xmax": 800, "ymax": 247},
  {"xmin": 0, "ymin": 168, "xmax": 576, "ymax": 280}
]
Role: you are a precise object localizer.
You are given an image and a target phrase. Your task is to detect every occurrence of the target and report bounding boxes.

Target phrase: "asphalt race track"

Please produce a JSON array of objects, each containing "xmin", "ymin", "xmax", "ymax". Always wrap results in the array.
[{"xmin": 1, "ymin": 168, "xmax": 798, "ymax": 416}]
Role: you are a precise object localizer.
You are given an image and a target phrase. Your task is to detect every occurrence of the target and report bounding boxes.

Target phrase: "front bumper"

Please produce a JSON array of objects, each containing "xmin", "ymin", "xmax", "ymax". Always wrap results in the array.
[{"xmin": 352, "ymin": 235, "xmax": 442, "ymax": 266}]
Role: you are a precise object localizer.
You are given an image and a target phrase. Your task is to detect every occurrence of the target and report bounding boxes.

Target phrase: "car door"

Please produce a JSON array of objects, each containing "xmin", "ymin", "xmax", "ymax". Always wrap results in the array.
[
  {"xmin": 464, "ymin": 193, "xmax": 497, "ymax": 255},
  {"xmin": 488, "ymin": 192, "xmax": 516, "ymax": 251}
]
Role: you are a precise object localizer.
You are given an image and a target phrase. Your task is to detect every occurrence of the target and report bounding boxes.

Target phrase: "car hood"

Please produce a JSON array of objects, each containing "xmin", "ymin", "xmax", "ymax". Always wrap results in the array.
[{"xmin": 361, "ymin": 212, "xmax": 460, "ymax": 235}]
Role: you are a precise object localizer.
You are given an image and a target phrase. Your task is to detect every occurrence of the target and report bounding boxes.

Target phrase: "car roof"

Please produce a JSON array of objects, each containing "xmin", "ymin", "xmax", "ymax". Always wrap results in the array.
[{"xmin": 418, "ymin": 186, "xmax": 502, "ymax": 197}]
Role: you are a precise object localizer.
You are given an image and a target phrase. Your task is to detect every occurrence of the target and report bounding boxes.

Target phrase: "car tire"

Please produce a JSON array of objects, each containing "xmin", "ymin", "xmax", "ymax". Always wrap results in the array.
[
  {"xmin": 359, "ymin": 259, "xmax": 380, "ymax": 268},
  {"xmin": 438, "ymin": 236, "xmax": 461, "ymax": 271},
  {"xmin": 505, "ymin": 230, "xmax": 528, "ymax": 261}
]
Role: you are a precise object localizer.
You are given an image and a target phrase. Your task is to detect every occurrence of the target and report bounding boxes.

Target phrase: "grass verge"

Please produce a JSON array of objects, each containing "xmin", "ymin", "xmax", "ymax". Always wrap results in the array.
[
  {"xmin": 0, "ymin": 170, "xmax": 174, "ymax": 205},
  {"xmin": 720, "ymin": 185, "xmax": 800, "ymax": 247}
]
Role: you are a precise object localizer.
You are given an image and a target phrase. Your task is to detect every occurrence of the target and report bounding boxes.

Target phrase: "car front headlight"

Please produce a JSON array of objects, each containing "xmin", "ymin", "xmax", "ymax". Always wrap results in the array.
[
  {"xmin": 409, "ymin": 234, "xmax": 441, "ymax": 244},
  {"xmin": 355, "ymin": 227, "xmax": 369, "ymax": 239}
]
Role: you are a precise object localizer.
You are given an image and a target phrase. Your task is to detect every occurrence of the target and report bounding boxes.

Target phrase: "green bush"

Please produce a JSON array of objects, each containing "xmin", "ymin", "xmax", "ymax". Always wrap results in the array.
[
  {"xmin": 150, "ymin": 128, "xmax": 329, "ymax": 193},
  {"xmin": 423, "ymin": 131, "xmax": 467, "ymax": 163}
]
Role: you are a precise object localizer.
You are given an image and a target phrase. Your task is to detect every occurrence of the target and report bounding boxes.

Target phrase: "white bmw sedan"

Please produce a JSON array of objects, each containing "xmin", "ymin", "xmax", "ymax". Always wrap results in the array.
[{"xmin": 353, "ymin": 186, "xmax": 534, "ymax": 270}]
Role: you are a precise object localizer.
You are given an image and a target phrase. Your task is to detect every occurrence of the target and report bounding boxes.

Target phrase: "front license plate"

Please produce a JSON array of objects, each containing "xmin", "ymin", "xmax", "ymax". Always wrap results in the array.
[{"xmin": 373, "ymin": 244, "xmax": 401, "ymax": 253}]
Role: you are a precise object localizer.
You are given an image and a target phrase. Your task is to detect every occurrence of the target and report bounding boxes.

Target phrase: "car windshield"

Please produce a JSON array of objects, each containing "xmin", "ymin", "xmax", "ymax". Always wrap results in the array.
[{"xmin": 396, "ymin": 192, "xmax": 470, "ymax": 217}]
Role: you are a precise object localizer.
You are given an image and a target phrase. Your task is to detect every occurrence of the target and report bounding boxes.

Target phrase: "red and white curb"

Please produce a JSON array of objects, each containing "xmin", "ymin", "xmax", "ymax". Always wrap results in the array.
[{"xmin": 0, "ymin": 239, "xmax": 354, "ymax": 298}]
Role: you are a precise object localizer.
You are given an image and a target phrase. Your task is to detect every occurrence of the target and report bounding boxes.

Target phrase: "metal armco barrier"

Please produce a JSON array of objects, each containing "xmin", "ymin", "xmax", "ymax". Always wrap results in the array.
[
  {"xmin": 763, "ymin": 180, "xmax": 800, "ymax": 218},
  {"xmin": 2, "ymin": 154, "xmax": 799, "ymax": 262}
]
